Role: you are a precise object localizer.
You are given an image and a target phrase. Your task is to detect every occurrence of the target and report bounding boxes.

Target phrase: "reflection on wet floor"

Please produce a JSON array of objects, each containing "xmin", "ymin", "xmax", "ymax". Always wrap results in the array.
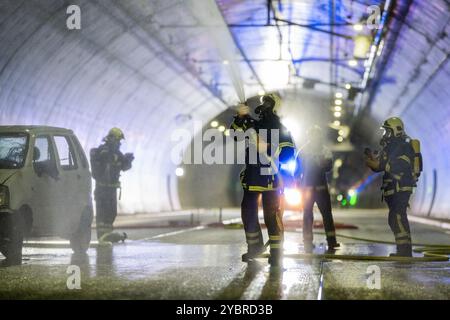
[{"xmin": 0, "ymin": 209, "xmax": 449, "ymax": 299}]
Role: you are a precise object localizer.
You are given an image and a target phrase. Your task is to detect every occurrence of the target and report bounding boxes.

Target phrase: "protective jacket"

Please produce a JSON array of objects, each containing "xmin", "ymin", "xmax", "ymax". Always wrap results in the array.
[
  {"xmin": 90, "ymin": 143, "xmax": 133, "ymax": 188},
  {"xmin": 375, "ymin": 136, "xmax": 415, "ymax": 197},
  {"xmin": 231, "ymin": 114, "xmax": 295, "ymax": 192},
  {"xmin": 299, "ymin": 145, "xmax": 333, "ymax": 190}
]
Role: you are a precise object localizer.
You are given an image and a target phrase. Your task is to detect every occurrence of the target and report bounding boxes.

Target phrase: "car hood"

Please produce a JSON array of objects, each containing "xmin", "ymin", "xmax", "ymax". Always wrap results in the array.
[{"xmin": 0, "ymin": 170, "xmax": 18, "ymax": 185}]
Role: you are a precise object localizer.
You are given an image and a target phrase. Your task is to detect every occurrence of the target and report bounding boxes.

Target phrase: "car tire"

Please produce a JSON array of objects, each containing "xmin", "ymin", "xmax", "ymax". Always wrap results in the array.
[
  {"xmin": 70, "ymin": 205, "xmax": 93, "ymax": 255},
  {"xmin": 0, "ymin": 211, "xmax": 25, "ymax": 266}
]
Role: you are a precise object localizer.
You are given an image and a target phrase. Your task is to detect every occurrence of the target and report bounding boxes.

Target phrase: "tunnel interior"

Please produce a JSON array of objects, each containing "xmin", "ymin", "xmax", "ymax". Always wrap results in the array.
[{"xmin": 1, "ymin": 0, "xmax": 449, "ymax": 220}]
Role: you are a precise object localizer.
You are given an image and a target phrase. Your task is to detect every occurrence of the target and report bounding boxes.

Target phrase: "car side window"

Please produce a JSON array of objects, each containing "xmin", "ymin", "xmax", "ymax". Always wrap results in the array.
[
  {"xmin": 72, "ymin": 136, "xmax": 88, "ymax": 169},
  {"xmin": 34, "ymin": 136, "xmax": 52, "ymax": 163},
  {"xmin": 53, "ymin": 135, "xmax": 77, "ymax": 170}
]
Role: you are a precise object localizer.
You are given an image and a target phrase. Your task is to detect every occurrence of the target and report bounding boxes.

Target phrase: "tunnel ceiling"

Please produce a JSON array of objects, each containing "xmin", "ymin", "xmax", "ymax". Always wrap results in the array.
[{"xmin": 0, "ymin": 0, "xmax": 449, "ymax": 218}]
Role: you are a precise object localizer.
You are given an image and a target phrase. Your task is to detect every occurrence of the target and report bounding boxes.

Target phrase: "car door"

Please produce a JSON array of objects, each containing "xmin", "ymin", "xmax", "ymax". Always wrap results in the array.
[
  {"xmin": 29, "ymin": 135, "xmax": 61, "ymax": 235},
  {"xmin": 52, "ymin": 134, "xmax": 80, "ymax": 236}
]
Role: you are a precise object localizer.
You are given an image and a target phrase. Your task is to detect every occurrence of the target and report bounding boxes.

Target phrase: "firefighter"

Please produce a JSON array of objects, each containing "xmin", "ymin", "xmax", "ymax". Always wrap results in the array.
[
  {"xmin": 230, "ymin": 93, "xmax": 295, "ymax": 267},
  {"xmin": 299, "ymin": 125, "xmax": 339, "ymax": 253},
  {"xmin": 90, "ymin": 128, "xmax": 134, "ymax": 245},
  {"xmin": 364, "ymin": 117, "xmax": 420, "ymax": 257}
]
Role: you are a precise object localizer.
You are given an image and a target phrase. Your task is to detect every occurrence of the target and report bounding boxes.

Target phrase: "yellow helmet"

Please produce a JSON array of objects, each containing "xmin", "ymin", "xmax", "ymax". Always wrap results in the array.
[
  {"xmin": 107, "ymin": 127, "xmax": 125, "ymax": 140},
  {"xmin": 382, "ymin": 117, "xmax": 404, "ymax": 137}
]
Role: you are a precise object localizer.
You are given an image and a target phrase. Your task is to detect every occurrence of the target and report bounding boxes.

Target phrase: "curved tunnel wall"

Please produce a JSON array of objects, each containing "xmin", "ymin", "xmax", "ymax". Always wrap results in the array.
[{"xmin": 0, "ymin": 0, "xmax": 225, "ymax": 213}]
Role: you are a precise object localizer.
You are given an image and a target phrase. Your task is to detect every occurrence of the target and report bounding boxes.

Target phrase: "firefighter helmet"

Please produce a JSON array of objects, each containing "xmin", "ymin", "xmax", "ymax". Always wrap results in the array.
[
  {"xmin": 107, "ymin": 127, "xmax": 125, "ymax": 140},
  {"xmin": 382, "ymin": 117, "xmax": 404, "ymax": 138},
  {"xmin": 255, "ymin": 93, "xmax": 281, "ymax": 115}
]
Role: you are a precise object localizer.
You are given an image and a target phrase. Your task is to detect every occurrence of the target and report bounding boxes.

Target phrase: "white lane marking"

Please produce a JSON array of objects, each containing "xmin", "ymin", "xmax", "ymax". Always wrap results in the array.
[{"xmin": 142, "ymin": 218, "xmax": 242, "ymax": 241}]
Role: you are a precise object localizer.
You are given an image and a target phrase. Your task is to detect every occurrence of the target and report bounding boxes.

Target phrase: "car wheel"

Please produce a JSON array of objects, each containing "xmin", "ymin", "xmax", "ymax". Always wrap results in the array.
[
  {"xmin": 70, "ymin": 205, "xmax": 93, "ymax": 255},
  {"xmin": 0, "ymin": 212, "xmax": 24, "ymax": 266}
]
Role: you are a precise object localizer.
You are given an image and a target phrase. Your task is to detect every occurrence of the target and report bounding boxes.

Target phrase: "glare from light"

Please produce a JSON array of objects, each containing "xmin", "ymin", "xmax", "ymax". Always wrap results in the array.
[
  {"xmin": 353, "ymin": 23, "xmax": 363, "ymax": 31},
  {"xmin": 334, "ymin": 111, "xmax": 341, "ymax": 118},
  {"xmin": 334, "ymin": 158, "xmax": 343, "ymax": 167},
  {"xmin": 333, "ymin": 120, "xmax": 341, "ymax": 126},
  {"xmin": 334, "ymin": 106, "xmax": 342, "ymax": 112},
  {"xmin": 281, "ymin": 117, "xmax": 301, "ymax": 138},
  {"xmin": 337, "ymin": 194, "xmax": 343, "ymax": 201},
  {"xmin": 222, "ymin": 60, "xmax": 229, "ymax": 65},
  {"xmin": 259, "ymin": 61, "xmax": 290, "ymax": 90},
  {"xmin": 258, "ymin": 89, "xmax": 266, "ymax": 96},
  {"xmin": 348, "ymin": 189, "xmax": 356, "ymax": 197},
  {"xmin": 345, "ymin": 83, "xmax": 352, "ymax": 90},
  {"xmin": 335, "ymin": 99, "xmax": 342, "ymax": 105},
  {"xmin": 224, "ymin": 129, "xmax": 230, "ymax": 136},
  {"xmin": 281, "ymin": 160, "xmax": 297, "ymax": 175},
  {"xmin": 348, "ymin": 59, "xmax": 358, "ymax": 67},
  {"xmin": 210, "ymin": 120, "xmax": 219, "ymax": 128},
  {"xmin": 335, "ymin": 92, "xmax": 343, "ymax": 98},
  {"xmin": 337, "ymin": 136, "xmax": 344, "ymax": 142},
  {"xmin": 284, "ymin": 188, "xmax": 302, "ymax": 206},
  {"xmin": 175, "ymin": 167, "xmax": 184, "ymax": 177},
  {"xmin": 218, "ymin": 125, "xmax": 226, "ymax": 132},
  {"xmin": 338, "ymin": 129, "xmax": 344, "ymax": 136}
]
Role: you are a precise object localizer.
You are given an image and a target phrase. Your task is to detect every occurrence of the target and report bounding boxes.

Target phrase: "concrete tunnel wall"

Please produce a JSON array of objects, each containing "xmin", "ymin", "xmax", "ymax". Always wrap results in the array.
[
  {"xmin": 0, "ymin": 0, "xmax": 225, "ymax": 213},
  {"xmin": 0, "ymin": 0, "xmax": 449, "ymax": 220}
]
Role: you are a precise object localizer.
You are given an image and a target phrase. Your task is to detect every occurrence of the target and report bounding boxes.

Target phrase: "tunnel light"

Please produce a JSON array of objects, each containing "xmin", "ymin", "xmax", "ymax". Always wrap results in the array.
[
  {"xmin": 338, "ymin": 129, "xmax": 344, "ymax": 136},
  {"xmin": 335, "ymin": 92, "xmax": 343, "ymax": 99},
  {"xmin": 284, "ymin": 188, "xmax": 302, "ymax": 207},
  {"xmin": 210, "ymin": 120, "xmax": 219, "ymax": 128},
  {"xmin": 345, "ymin": 83, "xmax": 352, "ymax": 90},
  {"xmin": 333, "ymin": 120, "xmax": 341, "ymax": 126},
  {"xmin": 175, "ymin": 167, "xmax": 184, "ymax": 177},
  {"xmin": 222, "ymin": 60, "xmax": 229, "ymax": 65},
  {"xmin": 354, "ymin": 35, "xmax": 372, "ymax": 59},
  {"xmin": 334, "ymin": 158, "xmax": 343, "ymax": 167},
  {"xmin": 334, "ymin": 106, "xmax": 342, "ymax": 112},
  {"xmin": 337, "ymin": 194, "xmax": 343, "ymax": 201},
  {"xmin": 334, "ymin": 111, "xmax": 341, "ymax": 118},
  {"xmin": 353, "ymin": 23, "xmax": 363, "ymax": 31},
  {"xmin": 348, "ymin": 189, "xmax": 356, "ymax": 197},
  {"xmin": 258, "ymin": 89, "xmax": 266, "ymax": 96},
  {"xmin": 224, "ymin": 129, "xmax": 230, "ymax": 136},
  {"xmin": 337, "ymin": 136, "xmax": 344, "ymax": 142},
  {"xmin": 334, "ymin": 99, "xmax": 342, "ymax": 105},
  {"xmin": 218, "ymin": 125, "xmax": 226, "ymax": 132},
  {"xmin": 348, "ymin": 59, "xmax": 358, "ymax": 67}
]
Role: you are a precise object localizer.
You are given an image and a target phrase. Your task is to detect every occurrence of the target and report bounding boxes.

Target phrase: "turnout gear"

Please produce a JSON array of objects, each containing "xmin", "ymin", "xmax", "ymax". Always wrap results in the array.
[
  {"xmin": 365, "ymin": 117, "xmax": 420, "ymax": 257},
  {"xmin": 91, "ymin": 131, "xmax": 134, "ymax": 242},
  {"xmin": 230, "ymin": 97, "xmax": 295, "ymax": 266},
  {"xmin": 299, "ymin": 126, "xmax": 339, "ymax": 251}
]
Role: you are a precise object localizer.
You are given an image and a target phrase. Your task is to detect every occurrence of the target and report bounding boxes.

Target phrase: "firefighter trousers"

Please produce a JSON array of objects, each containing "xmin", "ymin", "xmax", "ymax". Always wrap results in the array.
[
  {"xmin": 241, "ymin": 190, "xmax": 284, "ymax": 253},
  {"xmin": 95, "ymin": 186, "xmax": 118, "ymax": 239},
  {"xmin": 385, "ymin": 192, "xmax": 412, "ymax": 256},
  {"xmin": 302, "ymin": 188, "xmax": 337, "ymax": 246}
]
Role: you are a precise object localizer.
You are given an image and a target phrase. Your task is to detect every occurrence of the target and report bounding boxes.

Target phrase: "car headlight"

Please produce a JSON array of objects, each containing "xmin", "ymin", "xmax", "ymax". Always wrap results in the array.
[{"xmin": 0, "ymin": 185, "xmax": 10, "ymax": 208}]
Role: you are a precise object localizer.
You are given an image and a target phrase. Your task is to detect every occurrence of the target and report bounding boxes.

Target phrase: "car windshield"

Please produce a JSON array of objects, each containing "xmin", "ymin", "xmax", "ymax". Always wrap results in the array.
[{"xmin": 0, "ymin": 133, "xmax": 28, "ymax": 169}]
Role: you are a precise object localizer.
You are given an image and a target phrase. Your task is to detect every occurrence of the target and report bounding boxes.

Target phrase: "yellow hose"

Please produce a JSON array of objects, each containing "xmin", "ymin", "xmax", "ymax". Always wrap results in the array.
[{"xmin": 258, "ymin": 231, "xmax": 450, "ymax": 262}]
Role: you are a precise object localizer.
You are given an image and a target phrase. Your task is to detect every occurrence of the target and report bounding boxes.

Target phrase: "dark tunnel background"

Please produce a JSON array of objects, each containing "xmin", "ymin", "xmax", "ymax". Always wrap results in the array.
[{"xmin": 0, "ymin": 0, "xmax": 449, "ymax": 219}]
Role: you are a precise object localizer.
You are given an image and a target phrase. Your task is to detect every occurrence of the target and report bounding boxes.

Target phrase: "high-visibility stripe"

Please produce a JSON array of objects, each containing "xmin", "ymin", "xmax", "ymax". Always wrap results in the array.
[
  {"xmin": 248, "ymin": 185, "xmax": 276, "ymax": 192},
  {"xmin": 247, "ymin": 239, "xmax": 261, "ymax": 245},
  {"xmin": 385, "ymin": 162, "xmax": 391, "ymax": 172},
  {"xmin": 395, "ymin": 231, "xmax": 410, "ymax": 239},
  {"xmin": 326, "ymin": 231, "xmax": 336, "ymax": 237},
  {"xmin": 396, "ymin": 214, "xmax": 407, "ymax": 235},
  {"xmin": 246, "ymin": 231, "xmax": 261, "ymax": 238},
  {"xmin": 398, "ymin": 155, "xmax": 411, "ymax": 164},
  {"xmin": 269, "ymin": 235, "xmax": 282, "ymax": 241},
  {"xmin": 384, "ymin": 189, "xmax": 395, "ymax": 196},
  {"xmin": 270, "ymin": 244, "xmax": 282, "ymax": 249},
  {"xmin": 396, "ymin": 239, "xmax": 411, "ymax": 245}
]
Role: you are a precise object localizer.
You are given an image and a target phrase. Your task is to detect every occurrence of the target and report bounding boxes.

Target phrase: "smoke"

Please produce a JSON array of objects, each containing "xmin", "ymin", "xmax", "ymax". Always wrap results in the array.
[{"xmin": 186, "ymin": 0, "xmax": 246, "ymax": 103}]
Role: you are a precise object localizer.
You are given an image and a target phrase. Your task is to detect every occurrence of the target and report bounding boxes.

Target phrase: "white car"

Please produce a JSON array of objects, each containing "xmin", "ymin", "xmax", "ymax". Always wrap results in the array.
[{"xmin": 0, "ymin": 126, "xmax": 93, "ymax": 265}]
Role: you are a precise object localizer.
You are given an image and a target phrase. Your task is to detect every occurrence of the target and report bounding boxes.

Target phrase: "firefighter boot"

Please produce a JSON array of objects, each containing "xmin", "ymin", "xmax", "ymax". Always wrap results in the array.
[
  {"xmin": 327, "ymin": 237, "xmax": 340, "ymax": 252},
  {"xmin": 390, "ymin": 244, "xmax": 412, "ymax": 257},
  {"xmin": 242, "ymin": 243, "xmax": 265, "ymax": 262}
]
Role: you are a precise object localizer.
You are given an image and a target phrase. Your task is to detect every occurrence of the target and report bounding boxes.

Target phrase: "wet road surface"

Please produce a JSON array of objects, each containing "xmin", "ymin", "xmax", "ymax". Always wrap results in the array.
[{"xmin": 0, "ymin": 208, "xmax": 449, "ymax": 299}]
